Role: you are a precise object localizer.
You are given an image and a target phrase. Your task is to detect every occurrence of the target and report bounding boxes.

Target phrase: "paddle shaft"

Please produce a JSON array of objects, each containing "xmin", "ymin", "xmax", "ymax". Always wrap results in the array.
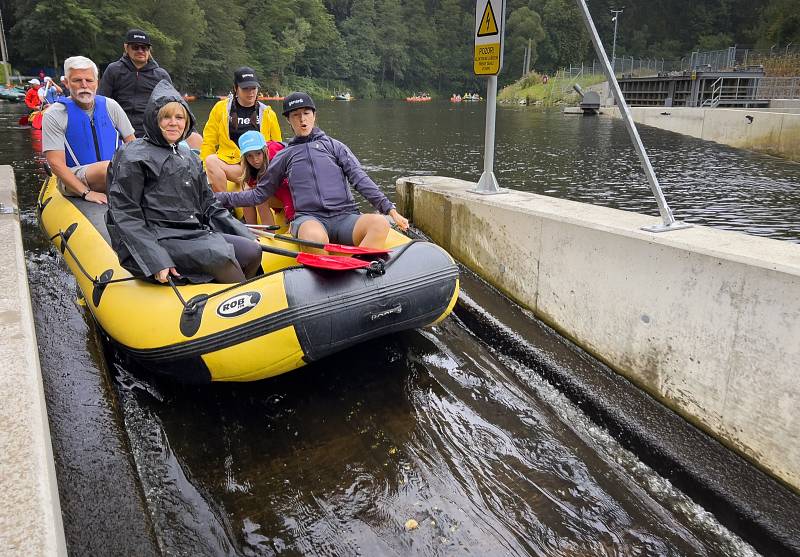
[
  {"xmin": 249, "ymin": 227, "xmax": 389, "ymax": 256},
  {"xmin": 259, "ymin": 243, "xmax": 372, "ymax": 271},
  {"xmin": 249, "ymin": 226, "xmax": 329, "ymax": 250},
  {"xmin": 260, "ymin": 244, "xmax": 305, "ymax": 259}
]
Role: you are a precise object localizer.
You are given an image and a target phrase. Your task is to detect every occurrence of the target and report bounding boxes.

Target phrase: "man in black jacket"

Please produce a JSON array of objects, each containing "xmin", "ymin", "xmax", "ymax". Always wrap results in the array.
[{"xmin": 99, "ymin": 29, "xmax": 202, "ymax": 148}]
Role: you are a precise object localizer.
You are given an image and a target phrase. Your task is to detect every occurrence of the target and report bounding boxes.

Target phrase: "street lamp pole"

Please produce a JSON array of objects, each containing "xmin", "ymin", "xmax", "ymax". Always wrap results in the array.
[{"xmin": 610, "ymin": 8, "xmax": 623, "ymax": 72}]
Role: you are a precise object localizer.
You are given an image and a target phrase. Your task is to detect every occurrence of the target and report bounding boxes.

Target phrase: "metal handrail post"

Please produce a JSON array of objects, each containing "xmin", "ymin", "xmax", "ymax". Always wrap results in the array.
[
  {"xmin": 574, "ymin": 0, "xmax": 689, "ymax": 232},
  {"xmin": 474, "ymin": 75, "xmax": 504, "ymax": 194}
]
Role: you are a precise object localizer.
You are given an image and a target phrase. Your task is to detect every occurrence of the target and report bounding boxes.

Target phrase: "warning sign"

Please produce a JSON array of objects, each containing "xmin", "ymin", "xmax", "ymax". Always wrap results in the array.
[
  {"xmin": 474, "ymin": 0, "xmax": 505, "ymax": 75},
  {"xmin": 477, "ymin": 2, "xmax": 498, "ymax": 36}
]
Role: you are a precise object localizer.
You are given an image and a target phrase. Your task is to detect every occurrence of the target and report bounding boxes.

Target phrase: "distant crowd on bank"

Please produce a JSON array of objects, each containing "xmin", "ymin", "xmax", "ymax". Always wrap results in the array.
[{"xmin": 38, "ymin": 28, "xmax": 407, "ymax": 285}]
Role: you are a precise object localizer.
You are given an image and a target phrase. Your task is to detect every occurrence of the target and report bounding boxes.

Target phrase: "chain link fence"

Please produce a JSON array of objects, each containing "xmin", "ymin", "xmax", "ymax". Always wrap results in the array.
[{"xmin": 563, "ymin": 45, "xmax": 800, "ymax": 79}]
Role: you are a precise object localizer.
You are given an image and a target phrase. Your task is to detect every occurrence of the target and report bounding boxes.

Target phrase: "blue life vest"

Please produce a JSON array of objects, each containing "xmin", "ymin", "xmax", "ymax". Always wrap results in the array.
[
  {"xmin": 58, "ymin": 96, "xmax": 122, "ymax": 167},
  {"xmin": 42, "ymin": 86, "xmax": 59, "ymax": 105}
]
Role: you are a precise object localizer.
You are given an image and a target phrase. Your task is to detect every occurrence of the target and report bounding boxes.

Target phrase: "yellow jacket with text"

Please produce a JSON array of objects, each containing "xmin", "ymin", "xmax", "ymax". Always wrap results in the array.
[{"xmin": 200, "ymin": 96, "xmax": 282, "ymax": 165}]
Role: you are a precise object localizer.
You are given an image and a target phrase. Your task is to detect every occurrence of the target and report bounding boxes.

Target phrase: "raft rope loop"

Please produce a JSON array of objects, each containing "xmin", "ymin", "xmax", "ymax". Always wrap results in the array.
[
  {"xmin": 52, "ymin": 227, "xmax": 418, "ymax": 310},
  {"xmin": 50, "ymin": 230, "xmax": 137, "ymax": 287},
  {"xmin": 52, "ymin": 228, "xmax": 306, "ymax": 310},
  {"xmin": 377, "ymin": 239, "xmax": 418, "ymax": 271}
]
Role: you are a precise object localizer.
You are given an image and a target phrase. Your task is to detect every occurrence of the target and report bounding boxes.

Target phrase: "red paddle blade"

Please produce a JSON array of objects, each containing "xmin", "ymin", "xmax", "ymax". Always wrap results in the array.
[
  {"xmin": 322, "ymin": 243, "xmax": 390, "ymax": 256},
  {"xmin": 296, "ymin": 252, "xmax": 371, "ymax": 270}
]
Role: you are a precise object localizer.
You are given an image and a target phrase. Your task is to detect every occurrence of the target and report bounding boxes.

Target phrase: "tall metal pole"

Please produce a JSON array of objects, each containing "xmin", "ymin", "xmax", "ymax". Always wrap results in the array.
[
  {"xmin": 526, "ymin": 37, "xmax": 532, "ymax": 74},
  {"xmin": 0, "ymin": 8, "xmax": 11, "ymax": 86},
  {"xmin": 575, "ymin": 0, "xmax": 689, "ymax": 232},
  {"xmin": 476, "ymin": 75, "xmax": 501, "ymax": 193},
  {"xmin": 610, "ymin": 8, "xmax": 623, "ymax": 73}
]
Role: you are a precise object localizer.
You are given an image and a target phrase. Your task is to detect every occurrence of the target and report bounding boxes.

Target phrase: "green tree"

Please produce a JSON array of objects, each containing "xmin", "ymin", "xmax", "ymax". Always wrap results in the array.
[
  {"xmin": 191, "ymin": 0, "xmax": 248, "ymax": 93},
  {"xmin": 0, "ymin": 0, "xmax": 787, "ymax": 96},
  {"xmin": 341, "ymin": 0, "xmax": 380, "ymax": 87},
  {"xmin": 11, "ymin": 0, "xmax": 101, "ymax": 72},
  {"xmin": 755, "ymin": 0, "xmax": 800, "ymax": 47},
  {"xmin": 375, "ymin": 0, "xmax": 409, "ymax": 89},
  {"xmin": 433, "ymin": 0, "xmax": 476, "ymax": 93},
  {"xmin": 294, "ymin": 0, "xmax": 348, "ymax": 80},
  {"xmin": 504, "ymin": 6, "xmax": 545, "ymax": 81},
  {"xmin": 399, "ymin": 1, "xmax": 436, "ymax": 89},
  {"xmin": 538, "ymin": 0, "xmax": 591, "ymax": 69}
]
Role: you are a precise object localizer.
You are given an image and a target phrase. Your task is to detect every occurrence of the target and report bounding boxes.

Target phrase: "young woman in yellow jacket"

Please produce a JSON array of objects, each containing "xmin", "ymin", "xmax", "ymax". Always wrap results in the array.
[{"xmin": 200, "ymin": 66, "xmax": 282, "ymax": 192}]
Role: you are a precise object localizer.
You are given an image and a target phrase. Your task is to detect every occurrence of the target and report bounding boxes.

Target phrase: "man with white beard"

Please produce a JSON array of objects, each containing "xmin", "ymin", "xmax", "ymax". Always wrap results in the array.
[{"xmin": 43, "ymin": 56, "xmax": 135, "ymax": 204}]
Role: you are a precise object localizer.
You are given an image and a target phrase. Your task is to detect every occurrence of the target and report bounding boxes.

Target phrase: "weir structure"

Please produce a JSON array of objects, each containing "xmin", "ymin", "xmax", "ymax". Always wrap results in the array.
[{"xmin": 396, "ymin": 175, "xmax": 800, "ymax": 554}]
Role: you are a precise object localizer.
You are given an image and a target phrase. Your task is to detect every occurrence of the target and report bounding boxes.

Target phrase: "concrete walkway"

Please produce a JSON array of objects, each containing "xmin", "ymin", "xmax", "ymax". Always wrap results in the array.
[{"xmin": 0, "ymin": 165, "xmax": 66, "ymax": 556}]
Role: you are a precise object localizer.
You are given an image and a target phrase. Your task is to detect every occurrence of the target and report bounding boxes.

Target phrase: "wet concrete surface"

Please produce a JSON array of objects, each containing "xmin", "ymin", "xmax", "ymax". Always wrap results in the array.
[
  {"xmin": 3, "ymin": 100, "xmax": 798, "ymax": 555},
  {"xmin": 26, "ymin": 252, "xmax": 160, "ymax": 556},
  {"xmin": 3, "ymin": 104, "xmax": 159, "ymax": 555},
  {"xmin": 454, "ymin": 266, "xmax": 800, "ymax": 556}
]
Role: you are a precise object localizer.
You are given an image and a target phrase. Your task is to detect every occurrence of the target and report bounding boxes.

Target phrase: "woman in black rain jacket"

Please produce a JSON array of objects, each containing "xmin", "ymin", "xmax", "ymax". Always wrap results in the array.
[{"xmin": 106, "ymin": 80, "xmax": 261, "ymax": 284}]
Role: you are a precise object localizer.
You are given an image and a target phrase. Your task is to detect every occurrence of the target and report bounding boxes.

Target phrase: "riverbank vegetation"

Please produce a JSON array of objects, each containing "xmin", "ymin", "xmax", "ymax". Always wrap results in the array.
[
  {"xmin": 1, "ymin": 0, "xmax": 797, "ymax": 97},
  {"xmin": 498, "ymin": 72, "xmax": 605, "ymax": 105}
]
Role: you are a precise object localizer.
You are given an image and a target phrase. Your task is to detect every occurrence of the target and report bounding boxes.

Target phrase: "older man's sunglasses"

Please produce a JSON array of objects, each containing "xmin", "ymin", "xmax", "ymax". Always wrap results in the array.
[{"xmin": 128, "ymin": 44, "xmax": 151, "ymax": 51}]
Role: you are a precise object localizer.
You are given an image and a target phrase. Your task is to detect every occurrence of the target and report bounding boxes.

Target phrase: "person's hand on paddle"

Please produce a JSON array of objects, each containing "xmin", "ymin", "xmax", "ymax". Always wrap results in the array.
[
  {"xmin": 84, "ymin": 190, "xmax": 108, "ymax": 205},
  {"xmin": 389, "ymin": 208, "xmax": 409, "ymax": 231},
  {"xmin": 154, "ymin": 267, "xmax": 180, "ymax": 283}
]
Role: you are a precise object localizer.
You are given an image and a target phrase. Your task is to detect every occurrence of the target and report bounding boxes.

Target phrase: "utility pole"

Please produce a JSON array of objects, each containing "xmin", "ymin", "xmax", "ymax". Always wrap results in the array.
[
  {"xmin": 522, "ymin": 43, "xmax": 528, "ymax": 77},
  {"xmin": 610, "ymin": 8, "xmax": 623, "ymax": 73},
  {"xmin": 0, "ymin": 8, "xmax": 11, "ymax": 86},
  {"xmin": 526, "ymin": 38, "xmax": 532, "ymax": 74}
]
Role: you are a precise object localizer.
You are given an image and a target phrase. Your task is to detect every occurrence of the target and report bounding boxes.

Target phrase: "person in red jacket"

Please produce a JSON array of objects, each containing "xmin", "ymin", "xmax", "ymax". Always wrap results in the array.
[
  {"xmin": 24, "ymin": 78, "xmax": 42, "ymax": 110},
  {"xmin": 236, "ymin": 130, "xmax": 293, "ymax": 225}
]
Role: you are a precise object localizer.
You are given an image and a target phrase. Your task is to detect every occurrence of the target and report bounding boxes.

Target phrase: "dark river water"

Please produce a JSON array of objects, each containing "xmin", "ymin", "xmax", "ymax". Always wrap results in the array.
[{"xmin": 5, "ymin": 98, "xmax": 794, "ymax": 555}]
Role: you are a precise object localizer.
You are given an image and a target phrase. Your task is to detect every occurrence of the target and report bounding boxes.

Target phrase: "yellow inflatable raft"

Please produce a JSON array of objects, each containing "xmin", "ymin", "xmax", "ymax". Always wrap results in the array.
[{"xmin": 37, "ymin": 176, "xmax": 459, "ymax": 382}]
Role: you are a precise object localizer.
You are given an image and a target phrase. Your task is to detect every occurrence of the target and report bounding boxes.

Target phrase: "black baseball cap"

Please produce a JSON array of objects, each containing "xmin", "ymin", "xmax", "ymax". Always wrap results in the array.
[
  {"xmin": 282, "ymin": 92, "xmax": 316, "ymax": 116},
  {"xmin": 234, "ymin": 67, "xmax": 260, "ymax": 88},
  {"xmin": 125, "ymin": 29, "xmax": 151, "ymax": 45}
]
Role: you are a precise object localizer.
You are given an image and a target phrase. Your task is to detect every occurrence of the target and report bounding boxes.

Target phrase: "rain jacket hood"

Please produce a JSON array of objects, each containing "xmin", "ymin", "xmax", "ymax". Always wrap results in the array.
[
  {"xmin": 143, "ymin": 80, "xmax": 195, "ymax": 146},
  {"xmin": 106, "ymin": 80, "xmax": 253, "ymax": 282}
]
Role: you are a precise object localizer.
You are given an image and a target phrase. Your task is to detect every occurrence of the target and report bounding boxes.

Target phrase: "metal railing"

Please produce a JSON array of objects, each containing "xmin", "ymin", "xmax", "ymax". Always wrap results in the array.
[
  {"xmin": 699, "ymin": 77, "xmax": 800, "ymax": 105},
  {"xmin": 738, "ymin": 45, "xmax": 800, "ymax": 66},
  {"xmin": 685, "ymin": 47, "xmax": 737, "ymax": 72},
  {"xmin": 756, "ymin": 77, "xmax": 800, "ymax": 99},
  {"xmin": 559, "ymin": 58, "xmax": 667, "ymax": 79},
  {"xmin": 701, "ymin": 78, "xmax": 723, "ymax": 107},
  {"xmin": 565, "ymin": 44, "xmax": 800, "ymax": 81}
]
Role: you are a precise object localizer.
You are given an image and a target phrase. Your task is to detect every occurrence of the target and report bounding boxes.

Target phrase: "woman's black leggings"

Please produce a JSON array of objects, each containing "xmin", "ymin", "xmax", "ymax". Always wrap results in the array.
[{"xmin": 212, "ymin": 233, "xmax": 262, "ymax": 283}]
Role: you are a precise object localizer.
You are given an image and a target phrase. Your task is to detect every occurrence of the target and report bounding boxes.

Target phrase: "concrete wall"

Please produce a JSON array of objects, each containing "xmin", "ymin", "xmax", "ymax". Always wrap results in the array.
[
  {"xmin": 0, "ymin": 166, "xmax": 67, "ymax": 556},
  {"xmin": 606, "ymin": 106, "xmax": 800, "ymax": 161},
  {"xmin": 397, "ymin": 175, "xmax": 800, "ymax": 493},
  {"xmin": 770, "ymin": 99, "xmax": 800, "ymax": 110}
]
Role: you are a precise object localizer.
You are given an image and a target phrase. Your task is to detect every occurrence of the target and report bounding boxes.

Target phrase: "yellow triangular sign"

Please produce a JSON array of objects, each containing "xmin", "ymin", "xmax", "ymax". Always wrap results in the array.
[{"xmin": 477, "ymin": 1, "xmax": 499, "ymax": 37}]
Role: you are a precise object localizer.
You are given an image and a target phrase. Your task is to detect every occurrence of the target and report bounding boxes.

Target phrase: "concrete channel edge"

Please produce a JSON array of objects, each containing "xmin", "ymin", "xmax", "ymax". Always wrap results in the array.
[
  {"xmin": 397, "ymin": 175, "xmax": 800, "ymax": 555},
  {"xmin": 453, "ymin": 266, "xmax": 800, "ymax": 556},
  {"xmin": 0, "ymin": 165, "xmax": 67, "ymax": 556},
  {"xmin": 604, "ymin": 106, "xmax": 800, "ymax": 162}
]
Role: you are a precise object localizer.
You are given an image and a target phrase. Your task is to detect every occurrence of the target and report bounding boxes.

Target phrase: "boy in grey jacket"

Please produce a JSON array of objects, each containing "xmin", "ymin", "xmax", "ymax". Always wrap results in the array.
[{"xmin": 215, "ymin": 92, "xmax": 409, "ymax": 249}]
